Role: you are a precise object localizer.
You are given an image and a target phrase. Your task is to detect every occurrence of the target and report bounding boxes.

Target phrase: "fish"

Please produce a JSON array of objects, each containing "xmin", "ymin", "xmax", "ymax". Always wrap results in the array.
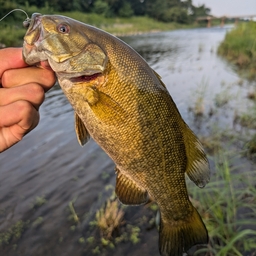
[{"xmin": 22, "ymin": 13, "xmax": 210, "ymax": 256}]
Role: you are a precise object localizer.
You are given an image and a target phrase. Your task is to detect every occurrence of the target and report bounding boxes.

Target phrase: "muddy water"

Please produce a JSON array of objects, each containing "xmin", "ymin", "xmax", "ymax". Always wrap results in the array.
[{"xmin": 0, "ymin": 26, "xmax": 255, "ymax": 256}]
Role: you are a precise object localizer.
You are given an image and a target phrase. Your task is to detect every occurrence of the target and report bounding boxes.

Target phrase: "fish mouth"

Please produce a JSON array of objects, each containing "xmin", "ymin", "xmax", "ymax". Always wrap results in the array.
[
  {"xmin": 24, "ymin": 13, "xmax": 44, "ymax": 46},
  {"xmin": 23, "ymin": 13, "xmax": 51, "ymax": 67}
]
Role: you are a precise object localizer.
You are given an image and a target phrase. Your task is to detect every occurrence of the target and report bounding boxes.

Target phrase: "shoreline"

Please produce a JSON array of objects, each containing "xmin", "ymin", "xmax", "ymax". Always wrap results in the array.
[
  {"xmin": 0, "ymin": 12, "xmax": 199, "ymax": 47},
  {"xmin": 218, "ymin": 21, "xmax": 256, "ymax": 81}
]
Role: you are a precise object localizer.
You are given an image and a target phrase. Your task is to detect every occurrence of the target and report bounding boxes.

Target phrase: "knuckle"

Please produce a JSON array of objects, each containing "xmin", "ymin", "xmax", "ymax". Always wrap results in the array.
[
  {"xmin": 16, "ymin": 100, "xmax": 33, "ymax": 115},
  {"xmin": 16, "ymin": 101, "xmax": 39, "ymax": 130},
  {"xmin": 29, "ymin": 83, "xmax": 45, "ymax": 102},
  {"xmin": 41, "ymin": 70, "xmax": 56, "ymax": 87}
]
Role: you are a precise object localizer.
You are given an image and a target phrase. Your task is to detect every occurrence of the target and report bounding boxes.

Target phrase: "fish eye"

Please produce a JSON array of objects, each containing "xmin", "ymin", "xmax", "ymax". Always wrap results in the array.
[{"xmin": 57, "ymin": 24, "xmax": 70, "ymax": 34}]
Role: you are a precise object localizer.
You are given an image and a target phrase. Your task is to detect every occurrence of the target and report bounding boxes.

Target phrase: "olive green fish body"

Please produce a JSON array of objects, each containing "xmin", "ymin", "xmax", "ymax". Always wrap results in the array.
[{"xmin": 23, "ymin": 14, "xmax": 210, "ymax": 256}]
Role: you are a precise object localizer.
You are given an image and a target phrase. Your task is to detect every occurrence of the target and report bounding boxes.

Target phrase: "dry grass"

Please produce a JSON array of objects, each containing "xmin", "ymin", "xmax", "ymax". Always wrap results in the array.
[{"xmin": 96, "ymin": 199, "xmax": 124, "ymax": 239}]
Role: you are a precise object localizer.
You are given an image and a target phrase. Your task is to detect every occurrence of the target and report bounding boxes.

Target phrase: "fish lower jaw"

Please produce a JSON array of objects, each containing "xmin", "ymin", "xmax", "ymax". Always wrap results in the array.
[{"xmin": 23, "ymin": 43, "xmax": 49, "ymax": 66}]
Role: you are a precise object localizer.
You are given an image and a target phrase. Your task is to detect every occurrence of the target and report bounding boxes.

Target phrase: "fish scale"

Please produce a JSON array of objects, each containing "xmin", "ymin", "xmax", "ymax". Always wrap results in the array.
[{"xmin": 23, "ymin": 13, "xmax": 210, "ymax": 256}]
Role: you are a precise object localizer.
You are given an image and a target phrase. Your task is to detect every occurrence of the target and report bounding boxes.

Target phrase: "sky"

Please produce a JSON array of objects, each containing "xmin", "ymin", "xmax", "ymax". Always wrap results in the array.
[{"xmin": 192, "ymin": 0, "xmax": 256, "ymax": 17}]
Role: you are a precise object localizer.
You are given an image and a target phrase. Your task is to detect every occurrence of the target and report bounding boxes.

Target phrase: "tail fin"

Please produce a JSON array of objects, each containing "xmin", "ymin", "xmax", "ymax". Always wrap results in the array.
[{"xmin": 159, "ymin": 207, "xmax": 208, "ymax": 256}]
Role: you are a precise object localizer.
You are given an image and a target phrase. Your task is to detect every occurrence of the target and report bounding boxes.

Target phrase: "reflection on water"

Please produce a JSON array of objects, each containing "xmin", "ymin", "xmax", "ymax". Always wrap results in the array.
[
  {"xmin": 123, "ymin": 26, "xmax": 252, "ymax": 133},
  {"xmin": 0, "ymin": 26, "xmax": 255, "ymax": 256},
  {"xmin": 122, "ymin": 32, "xmax": 181, "ymax": 67},
  {"xmin": 41, "ymin": 84, "xmax": 72, "ymax": 118}
]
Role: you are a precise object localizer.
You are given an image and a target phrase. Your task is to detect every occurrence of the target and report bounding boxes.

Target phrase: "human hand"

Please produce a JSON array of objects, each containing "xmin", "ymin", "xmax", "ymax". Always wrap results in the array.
[{"xmin": 0, "ymin": 47, "xmax": 56, "ymax": 152}]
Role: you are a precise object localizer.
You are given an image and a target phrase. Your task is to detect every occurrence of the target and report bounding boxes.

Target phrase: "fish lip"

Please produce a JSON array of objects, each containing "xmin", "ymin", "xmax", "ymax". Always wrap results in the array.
[
  {"xmin": 26, "ymin": 13, "xmax": 41, "ymax": 33},
  {"xmin": 23, "ymin": 13, "xmax": 49, "ymax": 66},
  {"xmin": 24, "ymin": 13, "xmax": 44, "ymax": 46}
]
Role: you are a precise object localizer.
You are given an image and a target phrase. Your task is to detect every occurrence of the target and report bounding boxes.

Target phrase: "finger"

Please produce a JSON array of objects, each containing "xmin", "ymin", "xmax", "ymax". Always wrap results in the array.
[
  {"xmin": 0, "ymin": 101, "xmax": 39, "ymax": 152},
  {"xmin": 0, "ymin": 100, "xmax": 39, "ymax": 130},
  {"xmin": 0, "ymin": 48, "xmax": 27, "ymax": 78},
  {"xmin": 0, "ymin": 83, "xmax": 45, "ymax": 109},
  {"xmin": 2, "ymin": 66, "xmax": 56, "ymax": 92}
]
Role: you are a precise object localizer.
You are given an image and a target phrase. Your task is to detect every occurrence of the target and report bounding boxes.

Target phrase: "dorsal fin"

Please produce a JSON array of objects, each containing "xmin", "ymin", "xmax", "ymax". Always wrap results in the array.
[{"xmin": 182, "ymin": 123, "xmax": 210, "ymax": 188}]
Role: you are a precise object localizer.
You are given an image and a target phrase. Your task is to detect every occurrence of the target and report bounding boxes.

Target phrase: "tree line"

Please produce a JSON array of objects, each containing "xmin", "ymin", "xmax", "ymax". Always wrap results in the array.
[{"xmin": 1, "ymin": 0, "xmax": 211, "ymax": 24}]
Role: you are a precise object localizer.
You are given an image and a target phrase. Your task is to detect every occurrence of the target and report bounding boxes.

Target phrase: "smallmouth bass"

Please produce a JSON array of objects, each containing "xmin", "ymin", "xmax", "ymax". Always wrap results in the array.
[{"xmin": 23, "ymin": 13, "xmax": 210, "ymax": 256}]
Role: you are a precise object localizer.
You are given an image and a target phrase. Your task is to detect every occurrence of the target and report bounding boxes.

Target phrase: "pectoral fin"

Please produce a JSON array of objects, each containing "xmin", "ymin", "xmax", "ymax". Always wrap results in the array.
[
  {"xmin": 71, "ymin": 84, "xmax": 127, "ymax": 126},
  {"xmin": 183, "ymin": 123, "xmax": 210, "ymax": 188},
  {"xmin": 75, "ymin": 113, "xmax": 90, "ymax": 146},
  {"xmin": 90, "ymin": 91, "xmax": 127, "ymax": 125},
  {"xmin": 115, "ymin": 168, "xmax": 148, "ymax": 205}
]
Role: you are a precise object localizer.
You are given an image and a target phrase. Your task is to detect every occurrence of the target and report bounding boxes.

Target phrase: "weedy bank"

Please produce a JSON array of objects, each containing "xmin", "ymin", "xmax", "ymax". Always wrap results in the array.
[
  {"xmin": 218, "ymin": 21, "xmax": 256, "ymax": 80},
  {"xmin": 185, "ymin": 74, "xmax": 256, "ymax": 255}
]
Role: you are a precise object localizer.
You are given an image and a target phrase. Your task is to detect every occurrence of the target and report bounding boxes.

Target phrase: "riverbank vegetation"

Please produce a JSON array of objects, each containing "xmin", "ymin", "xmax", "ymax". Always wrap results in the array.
[
  {"xmin": 0, "ymin": 0, "xmax": 211, "ymax": 23},
  {"xmin": 0, "ymin": 13, "xmax": 186, "ymax": 47},
  {"xmin": 218, "ymin": 21, "xmax": 256, "ymax": 80},
  {"xmin": 0, "ymin": 0, "xmax": 211, "ymax": 46}
]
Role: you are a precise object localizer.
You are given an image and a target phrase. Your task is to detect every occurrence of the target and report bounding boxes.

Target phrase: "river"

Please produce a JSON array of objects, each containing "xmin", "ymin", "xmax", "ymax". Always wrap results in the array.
[{"xmin": 0, "ymin": 26, "xmax": 255, "ymax": 256}]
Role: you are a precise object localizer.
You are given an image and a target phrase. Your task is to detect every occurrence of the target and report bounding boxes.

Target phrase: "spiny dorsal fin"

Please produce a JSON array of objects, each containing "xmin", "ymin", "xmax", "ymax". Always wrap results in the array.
[
  {"xmin": 115, "ymin": 167, "xmax": 148, "ymax": 205},
  {"xmin": 153, "ymin": 70, "xmax": 167, "ymax": 89},
  {"xmin": 182, "ymin": 123, "xmax": 210, "ymax": 188},
  {"xmin": 75, "ymin": 113, "xmax": 90, "ymax": 146}
]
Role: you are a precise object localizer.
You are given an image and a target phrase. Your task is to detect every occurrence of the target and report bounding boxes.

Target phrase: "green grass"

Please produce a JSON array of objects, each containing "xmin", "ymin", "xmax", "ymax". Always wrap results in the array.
[
  {"xmin": 186, "ymin": 77, "xmax": 256, "ymax": 255},
  {"xmin": 188, "ymin": 151, "xmax": 256, "ymax": 255},
  {"xmin": 218, "ymin": 21, "xmax": 256, "ymax": 80}
]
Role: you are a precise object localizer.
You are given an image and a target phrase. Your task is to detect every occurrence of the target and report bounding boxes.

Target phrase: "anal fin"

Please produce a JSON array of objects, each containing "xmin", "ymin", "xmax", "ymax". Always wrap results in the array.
[{"xmin": 115, "ymin": 168, "xmax": 148, "ymax": 205}]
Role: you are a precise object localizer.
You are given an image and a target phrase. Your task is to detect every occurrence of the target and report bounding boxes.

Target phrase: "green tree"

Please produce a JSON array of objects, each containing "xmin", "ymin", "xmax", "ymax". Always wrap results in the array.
[
  {"xmin": 191, "ymin": 4, "xmax": 211, "ymax": 18},
  {"xmin": 145, "ymin": 0, "xmax": 167, "ymax": 20},
  {"xmin": 118, "ymin": 2, "xmax": 134, "ymax": 18},
  {"xmin": 162, "ymin": 7, "xmax": 189, "ymax": 23},
  {"xmin": 0, "ymin": 0, "xmax": 211, "ymax": 24},
  {"xmin": 144, "ymin": 0, "xmax": 190, "ymax": 23},
  {"xmin": 0, "ymin": 0, "xmax": 16, "ymax": 14},
  {"xmin": 0, "ymin": 0, "xmax": 23, "ymax": 22},
  {"xmin": 93, "ymin": 0, "xmax": 110, "ymax": 16},
  {"xmin": 104, "ymin": 0, "xmax": 122, "ymax": 15},
  {"xmin": 127, "ymin": 0, "xmax": 146, "ymax": 16}
]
